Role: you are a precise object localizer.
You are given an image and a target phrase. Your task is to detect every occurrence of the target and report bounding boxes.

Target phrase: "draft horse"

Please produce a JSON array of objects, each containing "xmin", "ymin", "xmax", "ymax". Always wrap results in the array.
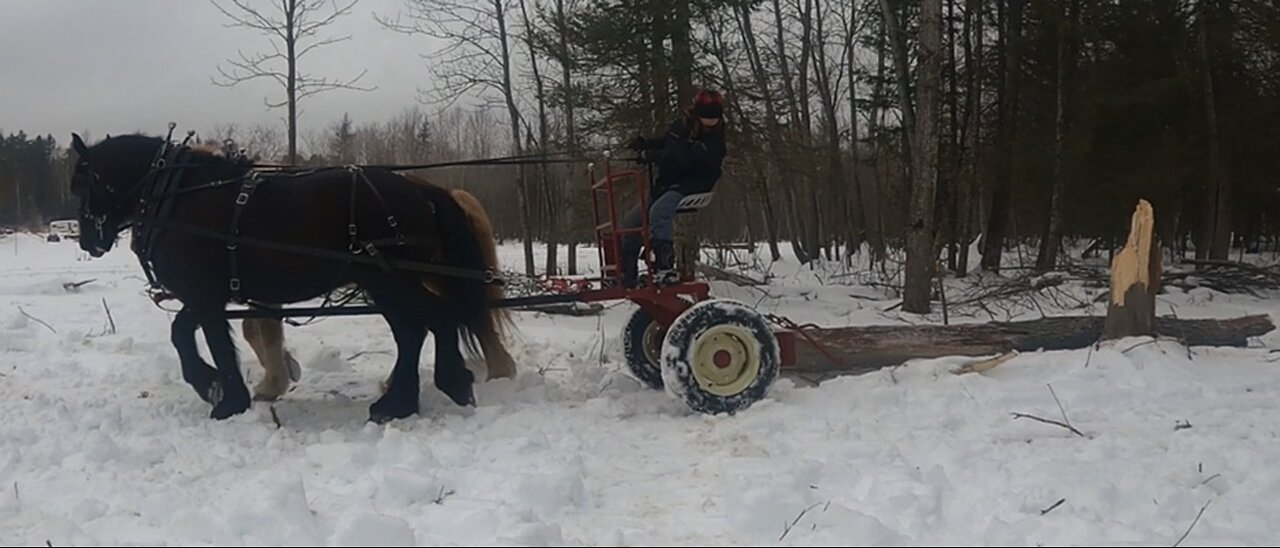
[
  {"xmin": 241, "ymin": 174, "xmax": 517, "ymax": 401},
  {"xmin": 70, "ymin": 132, "xmax": 513, "ymax": 423}
]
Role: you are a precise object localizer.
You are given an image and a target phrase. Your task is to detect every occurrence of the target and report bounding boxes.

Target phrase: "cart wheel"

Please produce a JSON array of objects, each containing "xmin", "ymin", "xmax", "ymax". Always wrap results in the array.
[
  {"xmin": 660, "ymin": 299, "xmax": 779, "ymax": 415},
  {"xmin": 622, "ymin": 307, "xmax": 666, "ymax": 390}
]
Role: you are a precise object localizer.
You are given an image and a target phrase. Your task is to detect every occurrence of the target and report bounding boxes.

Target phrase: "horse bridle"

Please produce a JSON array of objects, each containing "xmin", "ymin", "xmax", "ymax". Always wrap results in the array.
[{"xmin": 75, "ymin": 127, "xmax": 194, "ymax": 247}]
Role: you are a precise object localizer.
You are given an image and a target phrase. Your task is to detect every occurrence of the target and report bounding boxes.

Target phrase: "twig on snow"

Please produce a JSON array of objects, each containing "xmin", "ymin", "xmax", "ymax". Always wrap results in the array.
[
  {"xmin": 1172, "ymin": 499, "xmax": 1212, "ymax": 547},
  {"xmin": 1011, "ymin": 412, "xmax": 1085, "ymax": 438},
  {"xmin": 779, "ymin": 501, "xmax": 828, "ymax": 541},
  {"xmin": 17, "ymin": 307, "xmax": 56, "ymax": 334},
  {"xmin": 1040, "ymin": 498, "xmax": 1066, "ymax": 515},
  {"xmin": 102, "ymin": 298, "xmax": 116, "ymax": 335},
  {"xmin": 1047, "ymin": 384, "xmax": 1078, "ymax": 434},
  {"xmin": 433, "ymin": 486, "xmax": 456, "ymax": 504}
]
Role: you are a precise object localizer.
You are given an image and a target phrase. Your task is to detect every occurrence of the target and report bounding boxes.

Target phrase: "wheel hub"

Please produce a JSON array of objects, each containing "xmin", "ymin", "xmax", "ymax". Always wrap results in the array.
[
  {"xmin": 713, "ymin": 350, "xmax": 732, "ymax": 369},
  {"xmin": 690, "ymin": 325, "xmax": 760, "ymax": 396}
]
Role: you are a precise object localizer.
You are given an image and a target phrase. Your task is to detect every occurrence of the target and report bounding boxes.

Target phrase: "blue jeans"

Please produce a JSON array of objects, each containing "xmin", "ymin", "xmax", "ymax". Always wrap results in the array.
[{"xmin": 620, "ymin": 189, "xmax": 684, "ymax": 249}]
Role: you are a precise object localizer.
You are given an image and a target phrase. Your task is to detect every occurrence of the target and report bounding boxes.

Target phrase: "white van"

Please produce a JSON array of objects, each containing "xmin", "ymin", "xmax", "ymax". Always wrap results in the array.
[{"xmin": 48, "ymin": 219, "xmax": 80, "ymax": 241}]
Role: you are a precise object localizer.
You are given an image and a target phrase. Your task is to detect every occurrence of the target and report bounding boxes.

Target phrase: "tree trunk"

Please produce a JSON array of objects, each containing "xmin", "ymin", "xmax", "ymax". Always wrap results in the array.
[
  {"xmin": 867, "ymin": 23, "xmax": 889, "ymax": 263},
  {"xmin": 957, "ymin": 0, "xmax": 983, "ymax": 277},
  {"xmin": 520, "ymin": 0, "xmax": 557, "ymax": 275},
  {"xmin": 945, "ymin": 0, "xmax": 962, "ymax": 273},
  {"xmin": 812, "ymin": 0, "xmax": 847, "ymax": 260},
  {"xmin": 789, "ymin": 314, "xmax": 1273, "ymax": 375},
  {"xmin": 1104, "ymin": 200, "xmax": 1162, "ymax": 340},
  {"xmin": 903, "ymin": 0, "xmax": 943, "ymax": 314},
  {"xmin": 843, "ymin": 0, "xmax": 866, "ymax": 260},
  {"xmin": 671, "ymin": 0, "xmax": 694, "ymax": 104},
  {"xmin": 736, "ymin": 3, "xmax": 790, "ymax": 262},
  {"xmin": 1198, "ymin": 0, "xmax": 1231, "ymax": 261},
  {"xmin": 286, "ymin": 0, "xmax": 298, "ymax": 165},
  {"xmin": 981, "ymin": 0, "xmax": 1023, "ymax": 273},
  {"xmin": 649, "ymin": 2, "xmax": 670, "ymax": 131},
  {"xmin": 495, "ymin": 0, "xmax": 534, "ymax": 276},
  {"xmin": 879, "ymin": 0, "xmax": 916, "ymax": 169},
  {"xmin": 772, "ymin": 0, "xmax": 802, "ymax": 129},
  {"xmin": 555, "ymin": 0, "xmax": 579, "ymax": 275},
  {"xmin": 671, "ymin": 0, "xmax": 698, "ymax": 278},
  {"xmin": 1036, "ymin": 0, "xmax": 1074, "ymax": 272}
]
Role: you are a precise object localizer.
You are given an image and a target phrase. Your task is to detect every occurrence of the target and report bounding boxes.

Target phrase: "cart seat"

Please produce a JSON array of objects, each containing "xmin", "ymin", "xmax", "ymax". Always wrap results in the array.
[{"xmin": 676, "ymin": 192, "xmax": 714, "ymax": 214}]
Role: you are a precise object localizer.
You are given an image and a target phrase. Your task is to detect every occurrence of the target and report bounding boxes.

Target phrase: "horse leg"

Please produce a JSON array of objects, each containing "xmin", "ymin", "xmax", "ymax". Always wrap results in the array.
[
  {"xmin": 427, "ymin": 308, "xmax": 476, "ymax": 407},
  {"xmin": 171, "ymin": 307, "xmax": 219, "ymax": 404},
  {"xmin": 420, "ymin": 276, "xmax": 514, "ymax": 382},
  {"xmin": 243, "ymin": 317, "xmax": 298, "ymax": 401},
  {"xmin": 360, "ymin": 279, "xmax": 432, "ymax": 423},
  {"xmin": 197, "ymin": 310, "xmax": 252, "ymax": 420},
  {"xmin": 369, "ymin": 309, "xmax": 427, "ymax": 424}
]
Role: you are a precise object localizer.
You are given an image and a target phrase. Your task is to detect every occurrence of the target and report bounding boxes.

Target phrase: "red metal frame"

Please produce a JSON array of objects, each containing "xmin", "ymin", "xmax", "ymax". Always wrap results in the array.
[
  {"xmin": 539, "ymin": 153, "xmax": 797, "ymax": 367},
  {"xmin": 589, "ymin": 153, "xmax": 652, "ymax": 284}
]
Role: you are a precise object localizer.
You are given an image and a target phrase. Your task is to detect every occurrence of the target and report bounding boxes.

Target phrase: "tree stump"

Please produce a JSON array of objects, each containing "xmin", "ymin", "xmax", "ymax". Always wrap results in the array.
[
  {"xmin": 675, "ymin": 213, "xmax": 699, "ymax": 281},
  {"xmin": 1104, "ymin": 199, "xmax": 1162, "ymax": 340}
]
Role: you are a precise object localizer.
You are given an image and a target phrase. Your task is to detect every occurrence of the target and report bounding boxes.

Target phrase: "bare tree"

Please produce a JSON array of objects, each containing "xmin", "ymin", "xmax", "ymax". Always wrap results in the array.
[
  {"xmin": 210, "ymin": 0, "xmax": 375, "ymax": 165},
  {"xmin": 378, "ymin": 0, "xmax": 536, "ymax": 275},
  {"xmin": 903, "ymin": 0, "xmax": 942, "ymax": 314}
]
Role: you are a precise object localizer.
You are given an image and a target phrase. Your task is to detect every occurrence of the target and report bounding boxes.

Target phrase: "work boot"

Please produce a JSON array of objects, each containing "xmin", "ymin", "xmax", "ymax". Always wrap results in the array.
[
  {"xmin": 619, "ymin": 240, "xmax": 641, "ymax": 288},
  {"xmin": 651, "ymin": 239, "xmax": 679, "ymax": 286}
]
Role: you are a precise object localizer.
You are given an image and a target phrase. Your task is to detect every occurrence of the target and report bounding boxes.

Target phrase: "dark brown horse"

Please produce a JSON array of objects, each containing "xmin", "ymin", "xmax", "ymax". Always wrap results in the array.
[{"xmin": 70, "ymin": 132, "xmax": 510, "ymax": 423}]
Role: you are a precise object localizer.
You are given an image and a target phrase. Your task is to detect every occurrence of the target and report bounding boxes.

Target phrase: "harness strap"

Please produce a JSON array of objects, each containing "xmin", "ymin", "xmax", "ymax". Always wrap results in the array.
[
  {"xmin": 134, "ymin": 145, "xmax": 192, "ymax": 293},
  {"xmin": 127, "ymin": 215, "xmax": 497, "ymax": 284},
  {"xmin": 227, "ymin": 172, "xmax": 262, "ymax": 303},
  {"xmin": 347, "ymin": 165, "xmax": 409, "ymax": 261}
]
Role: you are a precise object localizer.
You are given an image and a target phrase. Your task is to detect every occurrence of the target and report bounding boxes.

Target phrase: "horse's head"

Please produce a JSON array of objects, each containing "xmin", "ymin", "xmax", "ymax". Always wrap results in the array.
[{"xmin": 69, "ymin": 133, "xmax": 172, "ymax": 257}]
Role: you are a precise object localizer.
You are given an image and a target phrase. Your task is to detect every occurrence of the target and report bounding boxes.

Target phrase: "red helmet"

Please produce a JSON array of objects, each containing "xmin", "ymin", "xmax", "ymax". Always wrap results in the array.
[{"xmin": 693, "ymin": 89, "xmax": 723, "ymax": 119}]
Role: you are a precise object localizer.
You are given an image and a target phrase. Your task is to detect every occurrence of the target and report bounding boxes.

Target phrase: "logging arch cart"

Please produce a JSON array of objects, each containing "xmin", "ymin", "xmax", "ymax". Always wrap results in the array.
[{"xmin": 224, "ymin": 153, "xmax": 799, "ymax": 416}]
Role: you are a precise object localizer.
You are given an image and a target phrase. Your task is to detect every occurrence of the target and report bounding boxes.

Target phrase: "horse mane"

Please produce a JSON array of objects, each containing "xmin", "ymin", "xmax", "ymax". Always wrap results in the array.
[{"xmin": 188, "ymin": 141, "xmax": 227, "ymax": 158}]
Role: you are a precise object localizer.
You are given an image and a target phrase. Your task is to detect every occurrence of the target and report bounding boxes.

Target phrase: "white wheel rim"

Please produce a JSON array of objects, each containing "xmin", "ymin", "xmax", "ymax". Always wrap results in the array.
[{"xmin": 689, "ymin": 324, "xmax": 760, "ymax": 397}]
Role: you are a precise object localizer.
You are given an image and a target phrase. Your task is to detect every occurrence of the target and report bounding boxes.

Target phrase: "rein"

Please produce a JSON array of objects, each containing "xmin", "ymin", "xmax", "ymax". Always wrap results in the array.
[
  {"xmin": 116, "ymin": 144, "xmax": 506, "ymax": 308},
  {"xmin": 86, "ymin": 131, "xmax": 641, "ymax": 310}
]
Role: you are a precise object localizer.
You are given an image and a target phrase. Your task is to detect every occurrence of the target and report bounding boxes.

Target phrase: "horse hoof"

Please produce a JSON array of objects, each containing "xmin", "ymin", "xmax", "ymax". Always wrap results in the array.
[
  {"xmin": 441, "ymin": 385, "xmax": 475, "ymax": 407},
  {"xmin": 210, "ymin": 388, "xmax": 251, "ymax": 420},
  {"xmin": 252, "ymin": 379, "xmax": 289, "ymax": 401},
  {"xmin": 436, "ymin": 369, "xmax": 476, "ymax": 407},
  {"xmin": 210, "ymin": 402, "xmax": 249, "ymax": 420},
  {"xmin": 368, "ymin": 396, "xmax": 418, "ymax": 424}
]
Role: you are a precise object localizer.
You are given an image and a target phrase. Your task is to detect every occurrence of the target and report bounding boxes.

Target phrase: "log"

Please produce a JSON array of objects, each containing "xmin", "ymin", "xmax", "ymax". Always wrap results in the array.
[
  {"xmin": 787, "ymin": 314, "xmax": 1274, "ymax": 375},
  {"xmin": 696, "ymin": 263, "xmax": 766, "ymax": 286},
  {"xmin": 516, "ymin": 302, "xmax": 604, "ymax": 316},
  {"xmin": 1104, "ymin": 199, "xmax": 1161, "ymax": 340}
]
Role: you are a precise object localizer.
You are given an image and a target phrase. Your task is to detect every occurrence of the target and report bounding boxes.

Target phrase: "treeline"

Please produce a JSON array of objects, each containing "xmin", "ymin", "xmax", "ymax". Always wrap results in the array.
[{"xmin": 4, "ymin": 0, "xmax": 1278, "ymax": 312}]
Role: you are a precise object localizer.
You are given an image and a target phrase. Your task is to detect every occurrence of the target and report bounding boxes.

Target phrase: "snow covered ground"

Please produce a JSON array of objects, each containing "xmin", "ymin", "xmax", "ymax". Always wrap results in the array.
[{"xmin": 2, "ymin": 231, "xmax": 1280, "ymax": 546}]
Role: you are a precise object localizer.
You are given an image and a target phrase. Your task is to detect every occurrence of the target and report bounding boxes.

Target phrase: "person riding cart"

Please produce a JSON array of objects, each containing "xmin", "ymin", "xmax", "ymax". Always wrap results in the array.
[{"xmin": 621, "ymin": 89, "xmax": 727, "ymax": 288}]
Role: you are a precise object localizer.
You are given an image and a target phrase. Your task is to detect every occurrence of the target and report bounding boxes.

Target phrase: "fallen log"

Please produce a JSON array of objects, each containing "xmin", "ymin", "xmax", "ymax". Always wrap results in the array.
[
  {"xmin": 787, "ymin": 314, "xmax": 1275, "ymax": 375},
  {"xmin": 697, "ymin": 263, "xmax": 766, "ymax": 286},
  {"xmin": 516, "ymin": 302, "xmax": 604, "ymax": 316}
]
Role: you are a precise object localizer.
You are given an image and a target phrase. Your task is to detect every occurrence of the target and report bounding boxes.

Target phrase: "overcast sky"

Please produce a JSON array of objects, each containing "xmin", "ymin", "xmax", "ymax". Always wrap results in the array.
[{"xmin": 1, "ymin": 0, "xmax": 447, "ymax": 147}]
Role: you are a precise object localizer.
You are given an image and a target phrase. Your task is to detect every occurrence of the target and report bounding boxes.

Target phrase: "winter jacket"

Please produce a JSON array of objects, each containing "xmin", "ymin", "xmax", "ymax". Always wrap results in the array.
[{"xmin": 635, "ymin": 116, "xmax": 726, "ymax": 195}]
